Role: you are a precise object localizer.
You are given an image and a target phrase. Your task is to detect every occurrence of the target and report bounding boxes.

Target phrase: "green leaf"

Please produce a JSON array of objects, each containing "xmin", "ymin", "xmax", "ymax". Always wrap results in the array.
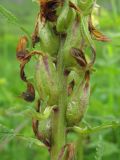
[
  {"xmin": 0, "ymin": 124, "xmax": 14, "ymax": 135},
  {"xmin": 22, "ymin": 106, "xmax": 53, "ymax": 121},
  {"xmin": 69, "ymin": 121, "xmax": 120, "ymax": 135},
  {"xmin": 0, "ymin": 124, "xmax": 14, "ymax": 140},
  {"xmin": 0, "ymin": 4, "xmax": 30, "ymax": 37},
  {"xmin": 0, "ymin": 124, "xmax": 45, "ymax": 147},
  {"xmin": 95, "ymin": 136, "xmax": 103, "ymax": 160},
  {"xmin": 20, "ymin": 136, "xmax": 45, "ymax": 148},
  {"xmin": 102, "ymin": 141, "xmax": 119, "ymax": 156},
  {"xmin": 7, "ymin": 105, "xmax": 54, "ymax": 121}
]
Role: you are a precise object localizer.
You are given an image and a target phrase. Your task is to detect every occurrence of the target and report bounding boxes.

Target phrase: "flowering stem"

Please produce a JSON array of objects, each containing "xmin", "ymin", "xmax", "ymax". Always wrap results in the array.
[
  {"xmin": 50, "ymin": 36, "xmax": 67, "ymax": 160},
  {"xmin": 76, "ymin": 135, "xmax": 84, "ymax": 160}
]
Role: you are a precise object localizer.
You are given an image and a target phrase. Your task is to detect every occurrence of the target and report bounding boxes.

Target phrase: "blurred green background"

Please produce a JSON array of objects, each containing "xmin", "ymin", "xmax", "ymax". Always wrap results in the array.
[{"xmin": 0, "ymin": 0, "xmax": 120, "ymax": 160}]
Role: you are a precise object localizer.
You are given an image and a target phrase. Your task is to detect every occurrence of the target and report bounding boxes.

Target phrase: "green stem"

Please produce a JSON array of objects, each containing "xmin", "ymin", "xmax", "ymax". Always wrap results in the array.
[
  {"xmin": 76, "ymin": 135, "xmax": 84, "ymax": 160},
  {"xmin": 50, "ymin": 36, "xmax": 67, "ymax": 160}
]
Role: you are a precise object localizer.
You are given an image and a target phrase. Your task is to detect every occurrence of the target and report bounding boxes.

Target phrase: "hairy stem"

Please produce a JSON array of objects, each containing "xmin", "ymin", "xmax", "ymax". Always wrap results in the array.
[
  {"xmin": 76, "ymin": 135, "xmax": 84, "ymax": 160},
  {"xmin": 50, "ymin": 36, "xmax": 67, "ymax": 160}
]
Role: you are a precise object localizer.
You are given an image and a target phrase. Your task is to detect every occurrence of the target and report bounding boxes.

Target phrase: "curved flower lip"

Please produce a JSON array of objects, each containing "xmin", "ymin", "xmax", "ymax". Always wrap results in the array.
[
  {"xmin": 88, "ymin": 16, "xmax": 110, "ymax": 42},
  {"xmin": 16, "ymin": 36, "xmax": 43, "ymax": 102}
]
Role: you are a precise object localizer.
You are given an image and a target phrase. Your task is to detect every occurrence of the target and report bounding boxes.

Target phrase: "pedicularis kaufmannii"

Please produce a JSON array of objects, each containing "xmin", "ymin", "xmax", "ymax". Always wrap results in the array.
[{"xmin": 16, "ymin": 0, "xmax": 109, "ymax": 159}]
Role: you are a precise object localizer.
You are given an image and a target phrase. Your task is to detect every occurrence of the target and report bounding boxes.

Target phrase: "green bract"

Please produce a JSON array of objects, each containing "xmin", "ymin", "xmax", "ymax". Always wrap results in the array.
[
  {"xmin": 38, "ymin": 118, "xmax": 51, "ymax": 140},
  {"xmin": 66, "ymin": 72, "xmax": 90, "ymax": 126},
  {"xmin": 39, "ymin": 23, "xmax": 59, "ymax": 56},
  {"xmin": 35, "ymin": 56, "xmax": 59, "ymax": 106},
  {"xmin": 78, "ymin": 0, "xmax": 94, "ymax": 16},
  {"xmin": 56, "ymin": 0, "xmax": 76, "ymax": 33}
]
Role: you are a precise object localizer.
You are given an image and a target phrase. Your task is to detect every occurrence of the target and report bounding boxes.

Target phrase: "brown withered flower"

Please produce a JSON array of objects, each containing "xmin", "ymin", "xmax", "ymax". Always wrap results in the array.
[
  {"xmin": 32, "ymin": 0, "xmax": 61, "ymax": 48},
  {"xmin": 88, "ymin": 15, "xmax": 110, "ymax": 42},
  {"xmin": 39, "ymin": 0, "xmax": 61, "ymax": 22},
  {"xmin": 16, "ymin": 36, "xmax": 29, "ymax": 61},
  {"xmin": 16, "ymin": 36, "xmax": 43, "ymax": 102},
  {"xmin": 32, "ymin": 14, "xmax": 40, "ymax": 48}
]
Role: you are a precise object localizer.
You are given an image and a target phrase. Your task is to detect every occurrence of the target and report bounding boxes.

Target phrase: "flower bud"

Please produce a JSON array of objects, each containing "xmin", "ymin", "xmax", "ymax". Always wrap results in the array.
[
  {"xmin": 38, "ymin": 118, "xmax": 51, "ymax": 140},
  {"xmin": 35, "ymin": 56, "xmax": 59, "ymax": 106},
  {"xmin": 39, "ymin": 23, "xmax": 59, "ymax": 56},
  {"xmin": 62, "ymin": 19, "xmax": 83, "ymax": 69},
  {"xmin": 66, "ymin": 71, "xmax": 90, "ymax": 126},
  {"xmin": 56, "ymin": 0, "xmax": 76, "ymax": 33},
  {"xmin": 78, "ymin": 0, "xmax": 94, "ymax": 16}
]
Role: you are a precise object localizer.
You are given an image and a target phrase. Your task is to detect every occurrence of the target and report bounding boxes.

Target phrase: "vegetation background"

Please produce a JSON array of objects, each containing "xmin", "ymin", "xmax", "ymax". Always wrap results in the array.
[{"xmin": 0, "ymin": 0, "xmax": 120, "ymax": 159}]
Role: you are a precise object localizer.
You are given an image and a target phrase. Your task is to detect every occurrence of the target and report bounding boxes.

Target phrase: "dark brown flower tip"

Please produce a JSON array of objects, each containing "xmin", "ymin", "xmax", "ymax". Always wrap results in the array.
[
  {"xmin": 89, "ymin": 46, "xmax": 96, "ymax": 67},
  {"xmin": 32, "ymin": 36, "xmax": 40, "ymax": 48},
  {"xmin": 64, "ymin": 69, "xmax": 70, "ymax": 76},
  {"xmin": 39, "ymin": 0, "xmax": 60, "ymax": 22},
  {"xmin": 88, "ymin": 16, "xmax": 110, "ymax": 42},
  {"xmin": 20, "ymin": 59, "xmax": 30, "ymax": 82},
  {"xmin": 71, "ymin": 48, "xmax": 87, "ymax": 67},
  {"xmin": 16, "ymin": 36, "xmax": 29, "ymax": 62},
  {"xmin": 69, "ymin": 1, "xmax": 81, "ymax": 13},
  {"xmin": 21, "ymin": 83, "xmax": 35, "ymax": 102},
  {"xmin": 42, "ymin": 56, "xmax": 50, "ymax": 75},
  {"xmin": 16, "ymin": 35, "xmax": 44, "ymax": 103},
  {"xmin": 68, "ymin": 80, "xmax": 75, "ymax": 96},
  {"xmin": 32, "ymin": 14, "xmax": 40, "ymax": 48},
  {"xmin": 58, "ymin": 143, "xmax": 75, "ymax": 160},
  {"xmin": 85, "ymin": 70, "xmax": 90, "ymax": 81}
]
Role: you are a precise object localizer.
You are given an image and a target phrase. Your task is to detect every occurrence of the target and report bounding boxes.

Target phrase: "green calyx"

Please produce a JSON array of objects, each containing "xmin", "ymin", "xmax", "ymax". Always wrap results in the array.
[
  {"xmin": 78, "ymin": 0, "xmax": 94, "ymax": 16},
  {"xmin": 35, "ymin": 55, "xmax": 59, "ymax": 106},
  {"xmin": 66, "ymin": 71, "xmax": 90, "ymax": 126},
  {"xmin": 56, "ymin": 0, "xmax": 76, "ymax": 33},
  {"xmin": 39, "ymin": 23, "xmax": 59, "ymax": 56}
]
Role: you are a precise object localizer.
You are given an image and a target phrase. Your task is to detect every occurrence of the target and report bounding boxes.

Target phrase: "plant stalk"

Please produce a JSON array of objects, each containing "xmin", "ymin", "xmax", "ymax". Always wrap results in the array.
[
  {"xmin": 76, "ymin": 135, "xmax": 84, "ymax": 160},
  {"xmin": 50, "ymin": 36, "xmax": 67, "ymax": 160}
]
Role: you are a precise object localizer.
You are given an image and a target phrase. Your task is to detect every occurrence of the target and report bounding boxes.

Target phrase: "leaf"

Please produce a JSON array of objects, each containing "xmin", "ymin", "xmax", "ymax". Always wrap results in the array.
[
  {"xmin": 95, "ymin": 135, "xmax": 103, "ymax": 160},
  {"xmin": 0, "ymin": 124, "xmax": 14, "ymax": 140},
  {"xmin": 0, "ymin": 124, "xmax": 14, "ymax": 135},
  {"xmin": 20, "ymin": 136, "xmax": 45, "ymax": 148},
  {"xmin": 7, "ymin": 106, "xmax": 54, "ymax": 121},
  {"xmin": 24, "ymin": 106, "xmax": 54, "ymax": 121},
  {"xmin": 32, "ymin": 0, "xmax": 38, "ymax": 3},
  {"xmin": 0, "ymin": 4, "xmax": 30, "ymax": 37},
  {"xmin": 102, "ymin": 141, "xmax": 119, "ymax": 156},
  {"xmin": 70, "ymin": 121, "xmax": 120, "ymax": 135},
  {"xmin": 0, "ymin": 124, "xmax": 45, "ymax": 147}
]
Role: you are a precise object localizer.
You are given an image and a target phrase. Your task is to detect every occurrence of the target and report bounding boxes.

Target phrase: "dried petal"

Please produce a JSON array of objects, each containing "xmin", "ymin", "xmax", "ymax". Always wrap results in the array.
[
  {"xmin": 71, "ymin": 48, "xmax": 87, "ymax": 67},
  {"xmin": 16, "ymin": 36, "xmax": 43, "ymax": 102},
  {"xmin": 88, "ymin": 16, "xmax": 110, "ymax": 42},
  {"xmin": 68, "ymin": 80, "xmax": 75, "ymax": 96},
  {"xmin": 67, "ymin": 143, "xmax": 75, "ymax": 160},
  {"xmin": 89, "ymin": 46, "xmax": 96, "ymax": 67},
  {"xmin": 21, "ymin": 83, "xmax": 35, "ymax": 102},
  {"xmin": 32, "ymin": 14, "xmax": 40, "ymax": 48},
  {"xmin": 39, "ymin": 0, "xmax": 60, "ymax": 22},
  {"xmin": 69, "ymin": 1, "xmax": 81, "ymax": 13},
  {"xmin": 58, "ymin": 143, "xmax": 75, "ymax": 160},
  {"xmin": 20, "ymin": 59, "xmax": 30, "ymax": 82},
  {"xmin": 16, "ymin": 36, "xmax": 29, "ymax": 62}
]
